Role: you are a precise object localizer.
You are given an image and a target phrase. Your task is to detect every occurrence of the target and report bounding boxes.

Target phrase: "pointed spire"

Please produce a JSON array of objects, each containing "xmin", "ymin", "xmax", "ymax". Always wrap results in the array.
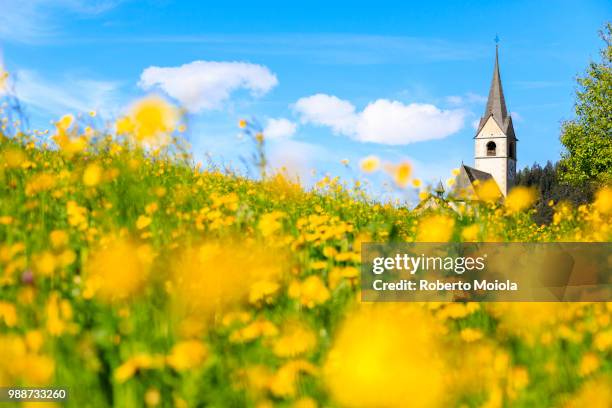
[
  {"xmin": 476, "ymin": 43, "xmax": 512, "ymax": 137},
  {"xmin": 484, "ymin": 44, "xmax": 508, "ymax": 126}
]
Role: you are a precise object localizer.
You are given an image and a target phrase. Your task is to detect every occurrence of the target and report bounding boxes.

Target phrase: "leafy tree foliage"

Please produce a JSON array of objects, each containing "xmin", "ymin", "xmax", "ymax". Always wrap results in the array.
[
  {"xmin": 516, "ymin": 161, "xmax": 593, "ymax": 224},
  {"xmin": 559, "ymin": 23, "xmax": 612, "ymax": 186}
]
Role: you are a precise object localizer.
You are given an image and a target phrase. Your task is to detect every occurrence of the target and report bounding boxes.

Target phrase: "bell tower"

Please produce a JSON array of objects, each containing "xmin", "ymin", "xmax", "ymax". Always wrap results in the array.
[{"xmin": 474, "ymin": 43, "xmax": 517, "ymax": 196}]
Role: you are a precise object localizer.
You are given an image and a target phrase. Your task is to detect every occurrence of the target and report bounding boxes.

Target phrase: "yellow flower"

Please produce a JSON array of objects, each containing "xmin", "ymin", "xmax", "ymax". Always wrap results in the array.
[
  {"xmin": 114, "ymin": 353, "xmax": 164, "ymax": 383},
  {"xmin": 324, "ymin": 304, "xmax": 447, "ymax": 408},
  {"xmin": 249, "ymin": 280, "xmax": 280, "ymax": 305},
  {"xmin": 25, "ymin": 330, "xmax": 44, "ymax": 353},
  {"xmin": 416, "ymin": 214, "xmax": 455, "ymax": 242},
  {"xmin": 594, "ymin": 186, "xmax": 612, "ymax": 215},
  {"xmin": 45, "ymin": 292, "xmax": 74, "ymax": 336},
  {"xmin": 117, "ymin": 96, "xmax": 179, "ymax": 145},
  {"xmin": 288, "ymin": 275, "xmax": 330, "ymax": 308},
  {"xmin": 505, "ymin": 186, "xmax": 537, "ymax": 213},
  {"xmin": 460, "ymin": 328, "xmax": 483, "ymax": 342},
  {"xmin": 391, "ymin": 162, "xmax": 412, "ymax": 188},
  {"xmin": 1, "ymin": 148, "xmax": 25, "ymax": 168},
  {"xmin": 171, "ymin": 242, "xmax": 283, "ymax": 326},
  {"xmin": 293, "ymin": 397, "xmax": 318, "ymax": 408},
  {"xmin": 84, "ymin": 238, "xmax": 152, "ymax": 302},
  {"xmin": 412, "ymin": 178, "xmax": 422, "ymax": 188},
  {"xmin": 461, "ymin": 224, "xmax": 479, "ymax": 242},
  {"xmin": 359, "ymin": 155, "xmax": 380, "ymax": 173},
  {"xmin": 238, "ymin": 119, "xmax": 247, "ymax": 129},
  {"xmin": 49, "ymin": 230, "xmax": 69, "ymax": 250},
  {"xmin": 33, "ymin": 251, "xmax": 56, "ymax": 277},
  {"xmin": 83, "ymin": 163, "xmax": 103, "ymax": 187},
  {"xmin": 66, "ymin": 201, "xmax": 88, "ymax": 231},
  {"xmin": 230, "ymin": 319, "xmax": 279, "ymax": 343},
  {"xmin": 144, "ymin": 388, "xmax": 161, "ymax": 407},
  {"xmin": 579, "ymin": 352, "xmax": 600, "ymax": 377},
  {"xmin": 136, "ymin": 215, "xmax": 152, "ymax": 230},
  {"xmin": 418, "ymin": 190, "xmax": 430, "ymax": 201},
  {"xmin": 56, "ymin": 114, "xmax": 74, "ymax": 132},
  {"xmin": 272, "ymin": 322, "xmax": 317, "ymax": 357},
  {"xmin": 563, "ymin": 376, "xmax": 612, "ymax": 408},
  {"xmin": 258, "ymin": 211, "xmax": 285, "ymax": 237},
  {"xmin": 0, "ymin": 302, "xmax": 17, "ymax": 327},
  {"xmin": 475, "ymin": 178, "xmax": 502, "ymax": 203},
  {"xmin": 166, "ymin": 340, "xmax": 208, "ymax": 371},
  {"xmin": 269, "ymin": 360, "xmax": 317, "ymax": 398}
]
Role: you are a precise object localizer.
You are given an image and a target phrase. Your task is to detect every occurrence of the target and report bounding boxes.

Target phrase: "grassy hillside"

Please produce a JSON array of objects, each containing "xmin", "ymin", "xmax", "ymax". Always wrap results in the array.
[{"xmin": 0, "ymin": 99, "xmax": 611, "ymax": 407}]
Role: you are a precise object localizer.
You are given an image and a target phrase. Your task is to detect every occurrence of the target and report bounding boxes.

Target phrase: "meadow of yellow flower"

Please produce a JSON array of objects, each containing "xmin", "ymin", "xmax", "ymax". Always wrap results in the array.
[{"xmin": 0, "ymin": 97, "xmax": 611, "ymax": 407}]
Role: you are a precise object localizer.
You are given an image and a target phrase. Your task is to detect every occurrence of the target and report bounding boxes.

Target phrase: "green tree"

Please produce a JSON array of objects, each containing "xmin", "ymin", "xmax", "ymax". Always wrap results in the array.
[{"xmin": 559, "ymin": 23, "xmax": 612, "ymax": 185}]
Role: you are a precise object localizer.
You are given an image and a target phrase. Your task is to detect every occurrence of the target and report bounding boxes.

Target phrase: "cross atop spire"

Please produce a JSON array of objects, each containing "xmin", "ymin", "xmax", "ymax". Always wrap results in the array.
[{"xmin": 476, "ymin": 42, "xmax": 513, "ymax": 136}]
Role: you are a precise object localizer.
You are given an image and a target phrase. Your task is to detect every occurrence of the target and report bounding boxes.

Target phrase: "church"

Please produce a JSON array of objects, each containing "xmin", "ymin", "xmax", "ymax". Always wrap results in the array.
[{"xmin": 453, "ymin": 44, "xmax": 517, "ymax": 198}]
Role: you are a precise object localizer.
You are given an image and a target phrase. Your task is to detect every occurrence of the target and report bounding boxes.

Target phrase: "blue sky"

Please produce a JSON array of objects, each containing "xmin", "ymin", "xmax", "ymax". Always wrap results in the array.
[{"xmin": 0, "ymin": 0, "xmax": 609, "ymax": 202}]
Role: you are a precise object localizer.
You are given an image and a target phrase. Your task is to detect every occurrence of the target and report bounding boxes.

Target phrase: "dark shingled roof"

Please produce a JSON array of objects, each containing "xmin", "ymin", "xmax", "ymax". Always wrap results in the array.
[
  {"xmin": 452, "ymin": 164, "xmax": 497, "ymax": 199},
  {"xmin": 475, "ymin": 45, "xmax": 516, "ymax": 140}
]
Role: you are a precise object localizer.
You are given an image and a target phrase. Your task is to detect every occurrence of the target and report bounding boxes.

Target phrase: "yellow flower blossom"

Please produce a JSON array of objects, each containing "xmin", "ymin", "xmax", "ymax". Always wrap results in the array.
[
  {"xmin": 505, "ymin": 186, "xmax": 537, "ymax": 213},
  {"xmin": 460, "ymin": 328, "xmax": 483, "ymax": 342},
  {"xmin": 288, "ymin": 275, "xmax": 330, "ymax": 308},
  {"xmin": 116, "ymin": 96, "xmax": 179, "ymax": 145},
  {"xmin": 83, "ymin": 163, "xmax": 103, "ymax": 187},
  {"xmin": 593, "ymin": 186, "xmax": 612, "ymax": 215},
  {"xmin": 272, "ymin": 322, "xmax": 317, "ymax": 358},
  {"xmin": 84, "ymin": 238, "xmax": 152, "ymax": 302},
  {"xmin": 166, "ymin": 340, "xmax": 208, "ymax": 371},
  {"xmin": 136, "ymin": 215, "xmax": 152, "ymax": 230},
  {"xmin": 359, "ymin": 155, "xmax": 380, "ymax": 173},
  {"xmin": 416, "ymin": 214, "xmax": 455, "ymax": 242},
  {"xmin": 579, "ymin": 352, "xmax": 600, "ymax": 377},
  {"xmin": 49, "ymin": 230, "xmax": 69, "ymax": 250},
  {"xmin": 390, "ymin": 161, "xmax": 412, "ymax": 188},
  {"xmin": 114, "ymin": 353, "xmax": 164, "ymax": 383},
  {"xmin": 324, "ymin": 305, "xmax": 447, "ymax": 407},
  {"xmin": 0, "ymin": 302, "xmax": 17, "ymax": 327}
]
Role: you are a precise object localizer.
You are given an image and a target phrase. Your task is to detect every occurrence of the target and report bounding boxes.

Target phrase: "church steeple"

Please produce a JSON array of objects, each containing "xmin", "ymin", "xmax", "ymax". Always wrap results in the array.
[
  {"xmin": 484, "ymin": 45, "xmax": 508, "ymax": 126},
  {"xmin": 472, "ymin": 42, "xmax": 517, "ymax": 197},
  {"xmin": 476, "ymin": 44, "xmax": 514, "ymax": 138}
]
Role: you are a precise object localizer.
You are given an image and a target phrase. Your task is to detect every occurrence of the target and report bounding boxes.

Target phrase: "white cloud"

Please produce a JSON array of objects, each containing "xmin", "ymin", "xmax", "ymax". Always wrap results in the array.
[
  {"xmin": 139, "ymin": 61, "xmax": 278, "ymax": 113},
  {"xmin": 294, "ymin": 94, "xmax": 466, "ymax": 145},
  {"xmin": 264, "ymin": 117, "xmax": 296, "ymax": 139},
  {"xmin": 293, "ymin": 94, "xmax": 357, "ymax": 135},
  {"xmin": 12, "ymin": 69, "xmax": 122, "ymax": 116}
]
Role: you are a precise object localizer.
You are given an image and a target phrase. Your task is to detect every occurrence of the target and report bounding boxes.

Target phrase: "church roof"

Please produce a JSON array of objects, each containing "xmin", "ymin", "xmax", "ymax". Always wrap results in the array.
[
  {"xmin": 456, "ymin": 164, "xmax": 494, "ymax": 189},
  {"xmin": 451, "ymin": 164, "xmax": 501, "ymax": 200},
  {"xmin": 475, "ymin": 45, "xmax": 516, "ymax": 139}
]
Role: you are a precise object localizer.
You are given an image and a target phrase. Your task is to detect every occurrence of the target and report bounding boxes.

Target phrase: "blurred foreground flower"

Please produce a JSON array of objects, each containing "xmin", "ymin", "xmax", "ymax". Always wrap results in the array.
[
  {"xmin": 83, "ymin": 237, "xmax": 153, "ymax": 302},
  {"xmin": 505, "ymin": 186, "xmax": 537, "ymax": 213},
  {"xmin": 116, "ymin": 95, "xmax": 180, "ymax": 146},
  {"xmin": 170, "ymin": 241, "xmax": 284, "ymax": 336},
  {"xmin": 359, "ymin": 156, "xmax": 380, "ymax": 173},
  {"xmin": 324, "ymin": 304, "xmax": 447, "ymax": 408}
]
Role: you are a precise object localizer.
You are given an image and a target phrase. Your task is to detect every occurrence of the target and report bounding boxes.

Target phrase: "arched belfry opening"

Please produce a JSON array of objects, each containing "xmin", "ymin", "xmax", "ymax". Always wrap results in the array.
[{"xmin": 486, "ymin": 141, "xmax": 496, "ymax": 156}]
